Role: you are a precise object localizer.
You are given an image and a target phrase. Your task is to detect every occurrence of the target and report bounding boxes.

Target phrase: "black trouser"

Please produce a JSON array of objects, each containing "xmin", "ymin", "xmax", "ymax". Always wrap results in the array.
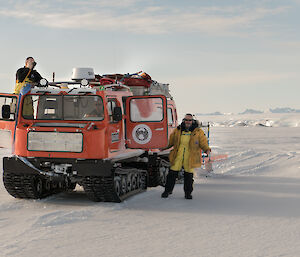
[
  {"xmin": 164, "ymin": 170, "xmax": 194, "ymax": 194},
  {"xmin": 164, "ymin": 170, "xmax": 178, "ymax": 193},
  {"xmin": 184, "ymin": 171, "xmax": 194, "ymax": 195}
]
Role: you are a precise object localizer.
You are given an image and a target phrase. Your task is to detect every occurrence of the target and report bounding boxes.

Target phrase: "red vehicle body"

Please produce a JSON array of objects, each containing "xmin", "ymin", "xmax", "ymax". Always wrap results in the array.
[{"xmin": 0, "ymin": 70, "xmax": 177, "ymax": 202}]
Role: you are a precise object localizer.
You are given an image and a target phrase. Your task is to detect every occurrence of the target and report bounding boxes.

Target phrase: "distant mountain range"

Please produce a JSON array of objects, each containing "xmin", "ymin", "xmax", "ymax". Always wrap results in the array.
[
  {"xmin": 269, "ymin": 107, "xmax": 300, "ymax": 113},
  {"xmin": 195, "ymin": 111, "xmax": 223, "ymax": 116},
  {"xmin": 196, "ymin": 107, "xmax": 300, "ymax": 116},
  {"xmin": 239, "ymin": 109, "xmax": 263, "ymax": 114}
]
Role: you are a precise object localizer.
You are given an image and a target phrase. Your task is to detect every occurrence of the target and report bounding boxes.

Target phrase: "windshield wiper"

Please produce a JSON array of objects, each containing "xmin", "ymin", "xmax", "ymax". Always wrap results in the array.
[
  {"xmin": 77, "ymin": 91, "xmax": 91, "ymax": 95},
  {"xmin": 67, "ymin": 88, "xmax": 75, "ymax": 94},
  {"xmin": 36, "ymin": 91, "xmax": 51, "ymax": 95}
]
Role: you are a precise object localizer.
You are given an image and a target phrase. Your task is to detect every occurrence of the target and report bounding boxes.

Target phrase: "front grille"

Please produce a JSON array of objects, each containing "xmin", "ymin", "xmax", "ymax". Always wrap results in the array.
[{"xmin": 27, "ymin": 131, "xmax": 83, "ymax": 152}]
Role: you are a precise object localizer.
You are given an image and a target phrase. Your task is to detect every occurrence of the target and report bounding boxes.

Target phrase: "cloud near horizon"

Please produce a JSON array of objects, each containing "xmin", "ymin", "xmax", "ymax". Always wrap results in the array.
[{"xmin": 0, "ymin": 0, "xmax": 289, "ymax": 35}]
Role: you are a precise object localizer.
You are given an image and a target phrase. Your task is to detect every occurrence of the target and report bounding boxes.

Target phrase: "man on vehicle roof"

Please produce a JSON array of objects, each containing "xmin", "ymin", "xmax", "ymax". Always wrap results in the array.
[{"xmin": 14, "ymin": 57, "xmax": 43, "ymax": 94}]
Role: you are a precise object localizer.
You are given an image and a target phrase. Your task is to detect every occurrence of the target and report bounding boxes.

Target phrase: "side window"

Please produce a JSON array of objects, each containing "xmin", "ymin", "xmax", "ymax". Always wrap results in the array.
[
  {"xmin": 0, "ymin": 96, "xmax": 17, "ymax": 121},
  {"xmin": 167, "ymin": 107, "xmax": 174, "ymax": 125},
  {"xmin": 130, "ymin": 97, "xmax": 163, "ymax": 122},
  {"xmin": 107, "ymin": 98, "xmax": 117, "ymax": 123}
]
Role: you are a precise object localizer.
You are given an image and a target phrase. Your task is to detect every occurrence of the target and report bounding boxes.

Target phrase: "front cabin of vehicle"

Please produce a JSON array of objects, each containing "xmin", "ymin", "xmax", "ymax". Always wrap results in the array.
[{"xmin": 13, "ymin": 86, "xmax": 132, "ymax": 160}]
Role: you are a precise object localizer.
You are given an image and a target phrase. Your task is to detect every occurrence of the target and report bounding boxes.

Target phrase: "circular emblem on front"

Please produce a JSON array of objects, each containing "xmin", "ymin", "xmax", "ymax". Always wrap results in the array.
[{"xmin": 132, "ymin": 124, "xmax": 152, "ymax": 144}]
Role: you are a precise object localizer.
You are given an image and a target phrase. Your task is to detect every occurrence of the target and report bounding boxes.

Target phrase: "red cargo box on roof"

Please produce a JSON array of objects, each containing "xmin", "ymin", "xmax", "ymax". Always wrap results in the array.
[{"xmin": 122, "ymin": 77, "xmax": 151, "ymax": 88}]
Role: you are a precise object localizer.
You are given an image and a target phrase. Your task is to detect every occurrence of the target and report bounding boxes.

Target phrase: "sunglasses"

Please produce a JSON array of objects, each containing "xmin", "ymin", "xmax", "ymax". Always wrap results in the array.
[{"xmin": 183, "ymin": 119, "xmax": 193, "ymax": 121}]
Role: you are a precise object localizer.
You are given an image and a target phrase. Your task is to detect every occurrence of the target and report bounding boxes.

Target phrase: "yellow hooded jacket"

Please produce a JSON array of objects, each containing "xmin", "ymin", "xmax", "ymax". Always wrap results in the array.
[{"xmin": 168, "ymin": 126, "xmax": 210, "ymax": 172}]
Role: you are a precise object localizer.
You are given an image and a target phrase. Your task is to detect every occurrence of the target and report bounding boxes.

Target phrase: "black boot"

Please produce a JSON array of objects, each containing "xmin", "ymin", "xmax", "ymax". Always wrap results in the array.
[
  {"xmin": 161, "ymin": 170, "xmax": 178, "ymax": 198},
  {"xmin": 161, "ymin": 191, "xmax": 170, "ymax": 198},
  {"xmin": 185, "ymin": 194, "xmax": 193, "ymax": 199},
  {"xmin": 184, "ymin": 172, "xmax": 194, "ymax": 199}
]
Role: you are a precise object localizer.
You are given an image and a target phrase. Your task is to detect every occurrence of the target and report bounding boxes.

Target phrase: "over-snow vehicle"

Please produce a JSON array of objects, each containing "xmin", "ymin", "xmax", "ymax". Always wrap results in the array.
[{"xmin": 0, "ymin": 68, "xmax": 177, "ymax": 202}]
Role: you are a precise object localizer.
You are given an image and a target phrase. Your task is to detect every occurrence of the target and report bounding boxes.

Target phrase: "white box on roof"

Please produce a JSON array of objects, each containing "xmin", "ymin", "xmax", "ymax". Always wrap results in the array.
[{"xmin": 72, "ymin": 68, "xmax": 95, "ymax": 80}]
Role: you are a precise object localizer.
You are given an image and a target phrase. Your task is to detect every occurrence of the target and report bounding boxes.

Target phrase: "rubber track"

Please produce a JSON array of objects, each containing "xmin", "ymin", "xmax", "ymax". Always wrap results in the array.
[
  {"xmin": 3, "ymin": 172, "xmax": 62, "ymax": 199},
  {"xmin": 148, "ymin": 158, "xmax": 169, "ymax": 187},
  {"xmin": 82, "ymin": 170, "xmax": 147, "ymax": 203},
  {"xmin": 82, "ymin": 176, "xmax": 118, "ymax": 202}
]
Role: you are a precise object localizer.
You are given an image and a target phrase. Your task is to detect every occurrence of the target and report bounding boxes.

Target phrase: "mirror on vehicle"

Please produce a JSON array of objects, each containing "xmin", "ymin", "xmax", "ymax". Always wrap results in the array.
[
  {"xmin": 112, "ymin": 106, "xmax": 122, "ymax": 121},
  {"xmin": 2, "ymin": 105, "xmax": 11, "ymax": 119}
]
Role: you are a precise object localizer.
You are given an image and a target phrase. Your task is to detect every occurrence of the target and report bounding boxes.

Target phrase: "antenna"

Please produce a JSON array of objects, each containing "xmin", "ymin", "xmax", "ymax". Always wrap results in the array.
[{"xmin": 52, "ymin": 72, "xmax": 55, "ymax": 82}]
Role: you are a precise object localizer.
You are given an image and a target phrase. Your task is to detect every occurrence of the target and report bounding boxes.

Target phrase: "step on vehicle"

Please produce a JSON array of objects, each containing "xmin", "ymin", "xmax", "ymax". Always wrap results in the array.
[{"xmin": 0, "ymin": 68, "xmax": 178, "ymax": 202}]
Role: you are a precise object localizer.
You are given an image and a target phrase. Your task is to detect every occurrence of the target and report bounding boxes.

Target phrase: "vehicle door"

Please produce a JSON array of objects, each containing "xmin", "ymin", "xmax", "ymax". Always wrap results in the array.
[
  {"xmin": 107, "ymin": 97, "xmax": 122, "ymax": 152},
  {"xmin": 0, "ymin": 94, "xmax": 18, "ymax": 147},
  {"xmin": 125, "ymin": 95, "xmax": 168, "ymax": 149}
]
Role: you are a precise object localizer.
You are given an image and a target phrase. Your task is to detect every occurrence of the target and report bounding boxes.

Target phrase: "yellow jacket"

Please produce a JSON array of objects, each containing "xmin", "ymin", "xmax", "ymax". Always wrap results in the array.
[{"xmin": 168, "ymin": 126, "xmax": 210, "ymax": 170}]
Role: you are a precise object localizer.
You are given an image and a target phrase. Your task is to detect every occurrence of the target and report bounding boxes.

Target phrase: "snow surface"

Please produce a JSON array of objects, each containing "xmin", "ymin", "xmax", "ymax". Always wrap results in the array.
[
  {"xmin": 197, "ymin": 112, "xmax": 300, "ymax": 128},
  {"xmin": 1, "ymin": 114, "xmax": 300, "ymax": 257}
]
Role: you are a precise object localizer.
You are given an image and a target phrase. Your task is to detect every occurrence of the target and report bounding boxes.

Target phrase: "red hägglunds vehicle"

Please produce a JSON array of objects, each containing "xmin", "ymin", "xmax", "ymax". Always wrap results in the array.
[{"xmin": 0, "ymin": 68, "xmax": 177, "ymax": 202}]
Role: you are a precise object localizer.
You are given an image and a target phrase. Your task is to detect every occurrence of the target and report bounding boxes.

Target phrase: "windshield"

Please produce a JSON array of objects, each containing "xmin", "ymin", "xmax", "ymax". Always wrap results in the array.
[{"xmin": 22, "ymin": 95, "xmax": 104, "ymax": 121}]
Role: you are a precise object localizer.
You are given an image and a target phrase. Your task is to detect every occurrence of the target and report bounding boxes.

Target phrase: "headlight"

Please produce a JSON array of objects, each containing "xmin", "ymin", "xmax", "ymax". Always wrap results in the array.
[
  {"xmin": 80, "ymin": 79, "xmax": 89, "ymax": 87},
  {"xmin": 39, "ymin": 78, "xmax": 48, "ymax": 87}
]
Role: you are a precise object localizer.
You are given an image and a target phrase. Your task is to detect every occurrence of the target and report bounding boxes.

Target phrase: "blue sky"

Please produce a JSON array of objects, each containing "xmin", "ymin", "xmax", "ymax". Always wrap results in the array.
[{"xmin": 0, "ymin": 0, "xmax": 299, "ymax": 114}]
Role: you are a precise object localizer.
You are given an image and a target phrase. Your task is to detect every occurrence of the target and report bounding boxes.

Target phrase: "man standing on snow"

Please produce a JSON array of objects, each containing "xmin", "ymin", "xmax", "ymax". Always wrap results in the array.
[
  {"xmin": 14, "ymin": 57, "xmax": 43, "ymax": 94},
  {"xmin": 161, "ymin": 113, "xmax": 211, "ymax": 199}
]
